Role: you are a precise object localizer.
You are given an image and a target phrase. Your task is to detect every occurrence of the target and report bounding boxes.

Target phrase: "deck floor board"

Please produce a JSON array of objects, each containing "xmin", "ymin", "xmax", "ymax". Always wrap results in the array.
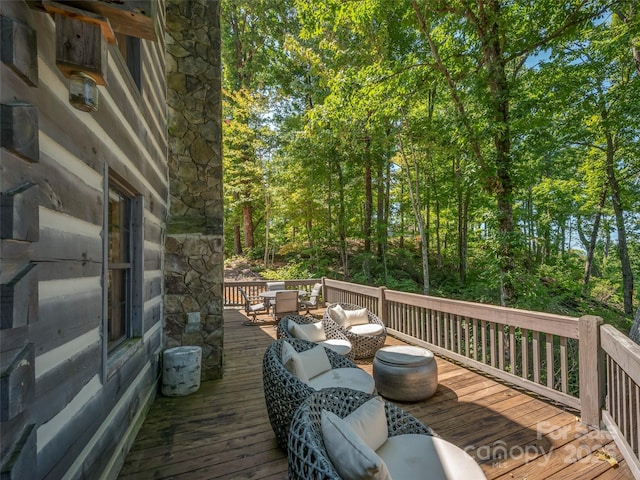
[{"xmin": 118, "ymin": 308, "xmax": 632, "ymax": 479}]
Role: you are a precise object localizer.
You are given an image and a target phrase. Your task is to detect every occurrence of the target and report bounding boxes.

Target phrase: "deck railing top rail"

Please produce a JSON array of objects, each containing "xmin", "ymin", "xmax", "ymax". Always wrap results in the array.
[{"xmin": 384, "ymin": 289, "xmax": 579, "ymax": 339}]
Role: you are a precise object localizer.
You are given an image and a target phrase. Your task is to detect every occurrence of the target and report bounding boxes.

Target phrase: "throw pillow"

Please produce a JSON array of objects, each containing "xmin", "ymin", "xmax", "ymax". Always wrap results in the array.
[
  {"xmin": 344, "ymin": 396, "xmax": 388, "ymax": 452},
  {"xmin": 344, "ymin": 308, "xmax": 370, "ymax": 326},
  {"xmin": 321, "ymin": 410, "xmax": 392, "ymax": 480},
  {"xmin": 291, "ymin": 321, "xmax": 327, "ymax": 342},
  {"xmin": 281, "ymin": 341, "xmax": 309, "ymax": 383},
  {"xmin": 297, "ymin": 344, "xmax": 332, "ymax": 379},
  {"xmin": 328, "ymin": 304, "xmax": 350, "ymax": 328}
]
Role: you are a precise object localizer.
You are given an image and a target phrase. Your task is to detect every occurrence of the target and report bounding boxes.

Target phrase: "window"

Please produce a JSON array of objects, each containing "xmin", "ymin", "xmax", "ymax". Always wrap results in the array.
[
  {"xmin": 105, "ymin": 171, "xmax": 143, "ymax": 358},
  {"xmin": 108, "ymin": 185, "xmax": 131, "ymax": 351},
  {"xmin": 115, "ymin": 32, "xmax": 141, "ymax": 90}
]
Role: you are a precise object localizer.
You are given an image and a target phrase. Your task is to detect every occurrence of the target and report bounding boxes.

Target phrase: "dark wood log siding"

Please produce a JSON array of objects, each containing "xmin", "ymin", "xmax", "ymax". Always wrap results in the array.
[{"xmin": 0, "ymin": 1, "xmax": 167, "ymax": 479}]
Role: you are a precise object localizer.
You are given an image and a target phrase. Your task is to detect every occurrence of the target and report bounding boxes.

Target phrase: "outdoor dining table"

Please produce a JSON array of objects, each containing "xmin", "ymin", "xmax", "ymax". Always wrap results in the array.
[
  {"xmin": 259, "ymin": 289, "xmax": 309, "ymax": 300},
  {"xmin": 259, "ymin": 290, "xmax": 309, "ymax": 313}
]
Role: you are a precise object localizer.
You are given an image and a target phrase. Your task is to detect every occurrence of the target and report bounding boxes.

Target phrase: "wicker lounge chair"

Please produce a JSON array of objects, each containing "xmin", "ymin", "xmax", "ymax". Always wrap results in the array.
[
  {"xmin": 277, "ymin": 314, "xmax": 354, "ymax": 359},
  {"xmin": 262, "ymin": 338, "xmax": 375, "ymax": 451},
  {"xmin": 288, "ymin": 387, "xmax": 487, "ymax": 479},
  {"xmin": 287, "ymin": 387, "xmax": 435, "ymax": 479},
  {"xmin": 322, "ymin": 302, "xmax": 387, "ymax": 359}
]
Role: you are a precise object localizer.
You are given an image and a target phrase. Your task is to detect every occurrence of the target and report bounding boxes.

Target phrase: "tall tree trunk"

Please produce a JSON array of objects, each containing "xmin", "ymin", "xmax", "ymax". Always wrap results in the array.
[
  {"xmin": 336, "ymin": 162, "xmax": 348, "ymax": 277},
  {"xmin": 604, "ymin": 127, "xmax": 634, "ymax": 314},
  {"xmin": 435, "ymin": 197, "xmax": 442, "ymax": 268},
  {"xmin": 456, "ymin": 155, "xmax": 468, "ymax": 285},
  {"xmin": 376, "ymin": 159, "xmax": 385, "ymax": 260},
  {"xmin": 482, "ymin": 0, "xmax": 516, "ymax": 305},
  {"xmin": 398, "ymin": 136, "xmax": 429, "ymax": 295},
  {"xmin": 630, "ymin": 303, "xmax": 640, "ymax": 344},
  {"xmin": 616, "ymin": 5, "xmax": 640, "ymax": 76},
  {"xmin": 234, "ymin": 225, "xmax": 243, "ymax": 255},
  {"xmin": 243, "ymin": 202, "xmax": 254, "ymax": 249},
  {"xmin": 399, "ymin": 180, "xmax": 405, "ymax": 249},
  {"xmin": 412, "ymin": 0, "xmax": 516, "ymax": 304},
  {"xmin": 583, "ymin": 184, "xmax": 607, "ymax": 290},
  {"xmin": 263, "ymin": 194, "xmax": 270, "ymax": 267},
  {"xmin": 364, "ymin": 152, "xmax": 372, "ymax": 253}
]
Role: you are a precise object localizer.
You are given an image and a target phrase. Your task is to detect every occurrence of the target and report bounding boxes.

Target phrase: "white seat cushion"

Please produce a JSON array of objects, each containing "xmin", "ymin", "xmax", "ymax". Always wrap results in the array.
[
  {"xmin": 321, "ymin": 410, "xmax": 392, "ymax": 480},
  {"xmin": 350, "ymin": 323, "xmax": 385, "ymax": 337},
  {"xmin": 320, "ymin": 339, "xmax": 352, "ymax": 356},
  {"xmin": 307, "ymin": 367, "xmax": 376, "ymax": 394},
  {"xmin": 377, "ymin": 434, "xmax": 486, "ymax": 479},
  {"xmin": 290, "ymin": 321, "xmax": 327, "ymax": 342}
]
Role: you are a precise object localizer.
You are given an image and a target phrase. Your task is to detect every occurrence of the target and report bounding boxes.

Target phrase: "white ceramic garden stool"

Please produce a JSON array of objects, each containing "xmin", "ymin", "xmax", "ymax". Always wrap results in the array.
[
  {"xmin": 373, "ymin": 345, "xmax": 438, "ymax": 402},
  {"xmin": 162, "ymin": 346, "xmax": 202, "ymax": 397}
]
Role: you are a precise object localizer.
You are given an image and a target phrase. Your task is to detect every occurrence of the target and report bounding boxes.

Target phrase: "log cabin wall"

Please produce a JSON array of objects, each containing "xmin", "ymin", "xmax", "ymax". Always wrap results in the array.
[{"xmin": 0, "ymin": 1, "xmax": 168, "ymax": 479}]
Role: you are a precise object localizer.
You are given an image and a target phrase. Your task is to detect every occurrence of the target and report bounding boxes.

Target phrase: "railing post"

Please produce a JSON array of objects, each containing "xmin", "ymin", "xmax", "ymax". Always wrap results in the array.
[
  {"xmin": 378, "ymin": 286, "xmax": 387, "ymax": 326},
  {"xmin": 321, "ymin": 277, "xmax": 327, "ymax": 307},
  {"xmin": 579, "ymin": 315, "xmax": 605, "ymax": 428}
]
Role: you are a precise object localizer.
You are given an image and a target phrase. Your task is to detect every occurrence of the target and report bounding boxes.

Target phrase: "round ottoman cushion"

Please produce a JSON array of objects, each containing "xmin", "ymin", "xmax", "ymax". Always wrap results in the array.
[{"xmin": 373, "ymin": 346, "xmax": 438, "ymax": 402}]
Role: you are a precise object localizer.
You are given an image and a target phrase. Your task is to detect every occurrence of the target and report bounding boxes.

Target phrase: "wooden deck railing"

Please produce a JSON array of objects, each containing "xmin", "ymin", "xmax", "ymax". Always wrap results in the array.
[
  {"xmin": 321, "ymin": 278, "xmax": 640, "ymax": 476},
  {"xmin": 225, "ymin": 276, "xmax": 640, "ymax": 475},
  {"xmin": 601, "ymin": 325, "xmax": 640, "ymax": 477},
  {"xmin": 224, "ymin": 279, "xmax": 321, "ymax": 306}
]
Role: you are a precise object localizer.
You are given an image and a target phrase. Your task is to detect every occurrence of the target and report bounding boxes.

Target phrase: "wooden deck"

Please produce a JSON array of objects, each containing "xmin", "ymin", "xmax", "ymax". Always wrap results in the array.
[{"xmin": 118, "ymin": 308, "xmax": 633, "ymax": 479}]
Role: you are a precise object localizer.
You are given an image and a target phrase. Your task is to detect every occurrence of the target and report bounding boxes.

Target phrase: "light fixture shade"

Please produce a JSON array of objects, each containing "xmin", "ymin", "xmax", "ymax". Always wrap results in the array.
[{"xmin": 69, "ymin": 72, "xmax": 98, "ymax": 112}]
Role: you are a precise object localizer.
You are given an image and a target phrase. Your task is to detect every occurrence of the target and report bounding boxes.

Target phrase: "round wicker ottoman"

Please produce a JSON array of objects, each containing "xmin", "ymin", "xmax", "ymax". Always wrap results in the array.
[{"xmin": 373, "ymin": 345, "xmax": 438, "ymax": 402}]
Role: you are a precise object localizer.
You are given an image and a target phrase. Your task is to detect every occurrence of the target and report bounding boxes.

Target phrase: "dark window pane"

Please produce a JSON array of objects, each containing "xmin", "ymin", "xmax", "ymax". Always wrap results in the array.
[{"xmin": 107, "ymin": 183, "xmax": 132, "ymax": 353}]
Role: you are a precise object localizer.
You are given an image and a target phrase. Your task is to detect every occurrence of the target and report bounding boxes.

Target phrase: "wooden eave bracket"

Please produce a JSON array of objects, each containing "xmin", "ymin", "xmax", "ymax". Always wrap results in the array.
[
  {"xmin": 42, "ymin": 1, "xmax": 116, "ymax": 44},
  {"xmin": 28, "ymin": 0, "xmax": 158, "ymax": 41}
]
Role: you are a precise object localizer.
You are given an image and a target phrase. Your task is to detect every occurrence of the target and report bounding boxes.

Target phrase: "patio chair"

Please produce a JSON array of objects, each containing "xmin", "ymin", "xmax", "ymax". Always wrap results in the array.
[
  {"xmin": 238, "ymin": 287, "xmax": 268, "ymax": 321},
  {"xmin": 266, "ymin": 281, "xmax": 285, "ymax": 291},
  {"xmin": 277, "ymin": 314, "xmax": 354, "ymax": 359},
  {"xmin": 272, "ymin": 290, "xmax": 299, "ymax": 320},
  {"xmin": 288, "ymin": 387, "xmax": 487, "ymax": 480},
  {"xmin": 299, "ymin": 282, "xmax": 322, "ymax": 315},
  {"xmin": 262, "ymin": 338, "xmax": 375, "ymax": 451},
  {"xmin": 323, "ymin": 302, "xmax": 387, "ymax": 359}
]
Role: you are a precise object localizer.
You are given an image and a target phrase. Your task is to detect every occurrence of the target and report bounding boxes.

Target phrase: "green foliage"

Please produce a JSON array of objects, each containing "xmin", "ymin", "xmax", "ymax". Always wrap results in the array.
[{"xmin": 221, "ymin": 0, "xmax": 639, "ymax": 328}]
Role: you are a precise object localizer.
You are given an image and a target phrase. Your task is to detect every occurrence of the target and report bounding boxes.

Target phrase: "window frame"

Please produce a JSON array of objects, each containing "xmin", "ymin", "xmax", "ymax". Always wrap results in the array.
[{"xmin": 102, "ymin": 167, "xmax": 145, "ymax": 379}]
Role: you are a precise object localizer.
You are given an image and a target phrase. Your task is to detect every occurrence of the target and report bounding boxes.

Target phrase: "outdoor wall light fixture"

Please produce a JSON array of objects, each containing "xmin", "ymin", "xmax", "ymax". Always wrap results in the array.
[{"xmin": 69, "ymin": 72, "xmax": 99, "ymax": 112}]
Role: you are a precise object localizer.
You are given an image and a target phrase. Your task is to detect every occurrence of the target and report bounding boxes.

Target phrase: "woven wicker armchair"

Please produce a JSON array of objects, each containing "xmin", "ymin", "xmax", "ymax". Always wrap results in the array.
[
  {"xmin": 262, "ymin": 338, "xmax": 372, "ymax": 451},
  {"xmin": 322, "ymin": 303, "xmax": 387, "ymax": 359},
  {"xmin": 277, "ymin": 315, "xmax": 355, "ymax": 360},
  {"xmin": 287, "ymin": 387, "xmax": 437, "ymax": 480}
]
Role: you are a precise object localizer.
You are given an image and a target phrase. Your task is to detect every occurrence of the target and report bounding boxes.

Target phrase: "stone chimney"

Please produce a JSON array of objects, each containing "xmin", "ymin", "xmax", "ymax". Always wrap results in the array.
[{"xmin": 164, "ymin": 0, "xmax": 224, "ymax": 380}]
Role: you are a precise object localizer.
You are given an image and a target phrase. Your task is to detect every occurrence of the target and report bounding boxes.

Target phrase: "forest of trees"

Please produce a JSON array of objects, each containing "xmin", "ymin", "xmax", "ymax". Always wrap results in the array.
[{"xmin": 220, "ymin": 0, "xmax": 639, "ymax": 334}]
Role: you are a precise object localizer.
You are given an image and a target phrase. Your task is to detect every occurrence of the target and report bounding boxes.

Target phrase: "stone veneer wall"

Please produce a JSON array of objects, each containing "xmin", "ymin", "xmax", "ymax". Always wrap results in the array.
[{"xmin": 164, "ymin": 0, "xmax": 224, "ymax": 380}]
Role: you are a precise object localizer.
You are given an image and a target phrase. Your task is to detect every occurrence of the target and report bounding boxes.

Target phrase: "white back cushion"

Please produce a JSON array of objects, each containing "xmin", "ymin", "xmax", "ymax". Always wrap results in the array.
[
  {"xmin": 344, "ymin": 308, "xmax": 370, "ymax": 326},
  {"xmin": 344, "ymin": 396, "xmax": 388, "ymax": 452},
  {"xmin": 328, "ymin": 304, "xmax": 350, "ymax": 328},
  {"xmin": 281, "ymin": 341, "xmax": 309, "ymax": 383},
  {"xmin": 281, "ymin": 342, "xmax": 332, "ymax": 382},
  {"xmin": 297, "ymin": 344, "xmax": 332, "ymax": 379},
  {"xmin": 291, "ymin": 321, "xmax": 327, "ymax": 342},
  {"xmin": 321, "ymin": 410, "xmax": 392, "ymax": 480}
]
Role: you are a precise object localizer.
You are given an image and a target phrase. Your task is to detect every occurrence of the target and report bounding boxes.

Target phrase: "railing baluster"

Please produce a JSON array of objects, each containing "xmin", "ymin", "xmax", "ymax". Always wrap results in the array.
[
  {"xmin": 482, "ymin": 320, "xmax": 488, "ymax": 365},
  {"xmin": 533, "ymin": 331, "xmax": 540, "ymax": 384},
  {"xmin": 522, "ymin": 328, "xmax": 529, "ymax": 381},
  {"xmin": 560, "ymin": 336, "xmax": 567, "ymax": 394},
  {"xmin": 546, "ymin": 334, "xmax": 554, "ymax": 389},
  {"xmin": 509, "ymin": 326, "xmax": 516, "ymax": 375}
]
